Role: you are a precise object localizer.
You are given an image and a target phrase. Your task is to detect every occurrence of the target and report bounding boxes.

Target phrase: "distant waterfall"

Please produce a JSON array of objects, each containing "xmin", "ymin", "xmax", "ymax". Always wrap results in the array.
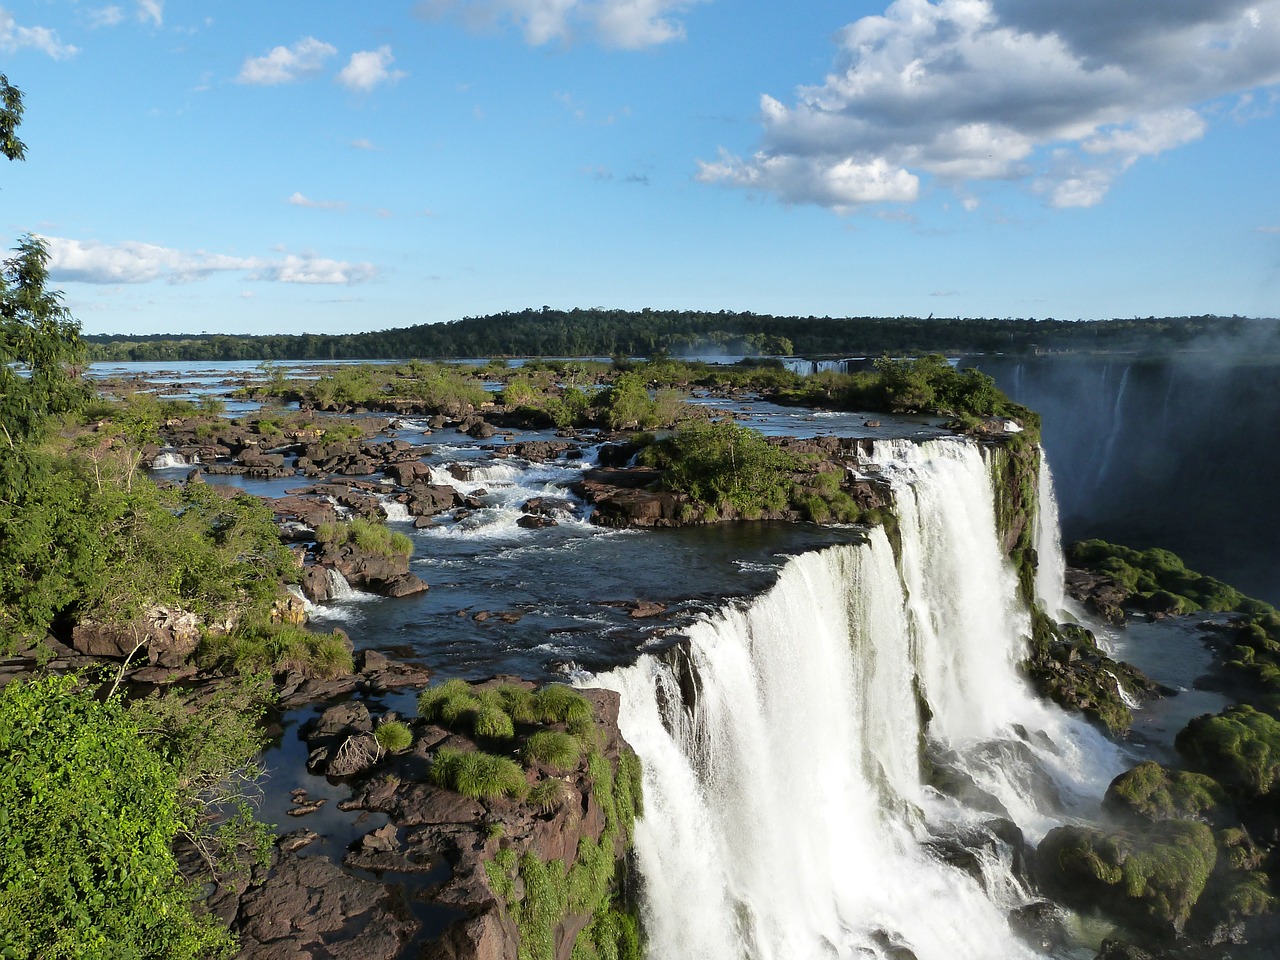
[
  {"xmin": 1033, "ymin": 452, "xmax": 1068, "ymax": 620},
  {"xmin": 1094, "ymin": 364, "xmax": 1131, "ymax": 492},
  {"xmin": 596, "ymin": 438, "xmax": 1120, "ymax": 960}
]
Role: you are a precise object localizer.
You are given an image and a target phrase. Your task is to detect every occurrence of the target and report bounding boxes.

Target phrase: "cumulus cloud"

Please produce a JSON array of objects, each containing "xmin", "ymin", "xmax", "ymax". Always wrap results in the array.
[
  {"xmin": 699, "ymin": 0, "xmax": 1280, "ymax": 212},
  {"xmin": 237, "ymin": 36, "xmax": 337, "ymax": 85},
  {"xmin": 415, "ymin": 0, "xmax": 700, "ymax": 49},
  {"xmin": 42, "ymin": 236, "xmax": 376, "ymax": 285},
  {"xmin": 337, "ymin": 46, "xmax": 406, "ymax": 92},
  {"xmin": 0, "ymin": 8, "xmax": 79, "ymax": 59}
]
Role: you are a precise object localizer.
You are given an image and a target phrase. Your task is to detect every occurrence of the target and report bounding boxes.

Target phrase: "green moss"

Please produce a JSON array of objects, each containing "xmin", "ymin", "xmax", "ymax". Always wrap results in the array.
[
  {"xmin": 1176, "ymin": 705, "xmax": 1280, "ymax": 799},
  {"xmin": 1038, "ymin": 821, "xmax": 1218, "ymax": 933},
  {"xmin": 1103, "ymin": 762, "xmax": 1228, "ymax": 823}
]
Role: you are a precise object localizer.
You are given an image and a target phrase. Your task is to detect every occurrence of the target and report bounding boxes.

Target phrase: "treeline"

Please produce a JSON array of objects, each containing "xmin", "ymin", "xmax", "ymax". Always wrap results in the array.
[{"xmin": 83, "ymin": 308, "xmax": 1279, "ymax": 362}]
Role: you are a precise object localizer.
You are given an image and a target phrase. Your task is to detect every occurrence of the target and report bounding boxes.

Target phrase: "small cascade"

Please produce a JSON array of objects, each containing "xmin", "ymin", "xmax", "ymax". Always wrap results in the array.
[
  {"xmin": 381, "ymin": 498, "xmax": 412, "ymax": 523},
  {"xmin": 151, "ymin": 451, "xmax": 198, "ymax": 469},
  {"xmin": 1033, "ymin": 451, "xmax": 1068, "ymax": 620},
  {"xmin": 325, "ymin": 567, "xmax": 361, "ymax": 601},
  {"xmin": 595, "ymin": 436, "xmax": 1123, "ymax": 960}
]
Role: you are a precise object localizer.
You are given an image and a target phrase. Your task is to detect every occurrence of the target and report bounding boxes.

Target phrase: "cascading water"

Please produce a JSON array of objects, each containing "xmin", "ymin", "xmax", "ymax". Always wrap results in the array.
[
  {"xmin": 1033, "ymin": 451, "xmax": 1068, "ymax": 620},
  {"xmin": 1094, "ymin": 364, "xmax": 1130, "ymax": 492},
  {"xmin": 595, "ymin": 437, "xmax": 1122, "ymax": 960}
]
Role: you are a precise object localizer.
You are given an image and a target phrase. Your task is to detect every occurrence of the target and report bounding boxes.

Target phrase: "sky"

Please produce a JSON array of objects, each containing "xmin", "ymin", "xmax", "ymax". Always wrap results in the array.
[{"xmin": 2, "ymin": 0, "xmax": 1279, "ymax": 336}]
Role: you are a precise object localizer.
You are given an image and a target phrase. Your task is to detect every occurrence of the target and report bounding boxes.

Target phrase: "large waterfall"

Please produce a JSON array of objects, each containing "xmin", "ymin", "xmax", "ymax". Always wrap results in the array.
[{"xmin": 596, "ymin": 438, "xmax": 1122, "ymax": 960}]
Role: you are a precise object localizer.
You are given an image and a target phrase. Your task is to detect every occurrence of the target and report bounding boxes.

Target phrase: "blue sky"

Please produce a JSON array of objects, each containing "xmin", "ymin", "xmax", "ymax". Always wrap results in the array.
[{"xmin": 2, "ymin": 0, "xmax": 1279, "ymax": 335}]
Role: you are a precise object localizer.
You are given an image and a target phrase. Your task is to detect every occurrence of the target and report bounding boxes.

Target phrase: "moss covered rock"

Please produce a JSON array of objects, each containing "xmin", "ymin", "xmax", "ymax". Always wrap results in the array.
[
  {"xmin": 1103, "ymin": 761, "xmax": 1229, "ymax": 824},
  {"xmin": 1037, "ymin": 820, "xmax": 1218, "ymax": 937},
  {"xmin": 1176, "ymin": 705, "xmax": 1280, "ymax": 800}
]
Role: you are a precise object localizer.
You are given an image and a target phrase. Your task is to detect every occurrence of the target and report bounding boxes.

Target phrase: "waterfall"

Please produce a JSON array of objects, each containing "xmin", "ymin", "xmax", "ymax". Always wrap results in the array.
[
  {"xmin": 594, "ymin": 437, "xmax": 1122, "ymax": 960},
  {"xmin": 1033, "ymin": 451, "xmax": 1068, "ymax": 620},
  {"xmin": 1094, "ymin": 364, "xmax": 1130, "ymax": 492},
  {"xmin": 325, "ymin": 566, "xmax": 360, "ymax": 601}
]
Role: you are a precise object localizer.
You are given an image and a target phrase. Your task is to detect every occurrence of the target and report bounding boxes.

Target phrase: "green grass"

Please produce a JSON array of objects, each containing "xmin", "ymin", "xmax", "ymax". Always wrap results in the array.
[
  {"xmin": 430, "ymin": 747, "xmax": 528, "ymax": 801},
  {"xmin": 534, "ymin": 684, "xmax": 593, "ymax": 724},
  {"xmin": 374, "ymin": 720, "xmax": 413, "ymax": 753},
  {"xmin": 199, "ymin": 623, "xmax": 353, "ymax": 678},
  {"xmin": 529, "ymin": 779, "xmax": 572, "ymax": 814},
  {"xmin": 524, "ymin": 731, "xmax": 582, "ymax": 772}
]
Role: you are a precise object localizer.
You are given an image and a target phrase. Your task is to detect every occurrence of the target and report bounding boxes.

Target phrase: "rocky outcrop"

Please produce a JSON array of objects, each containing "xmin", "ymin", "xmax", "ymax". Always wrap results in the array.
[
  {"xmin": 70, "ymin": 605, "xmax": 202, "ymax": 668},
  {"xmin": 220, "ymin": 680, "xmax": 641, "ymax": 960}
]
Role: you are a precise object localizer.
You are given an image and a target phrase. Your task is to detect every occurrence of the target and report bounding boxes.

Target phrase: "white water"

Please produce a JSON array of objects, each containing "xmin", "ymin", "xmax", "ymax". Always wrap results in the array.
[
  {"xmin": 151, "ymin": 451, "xmax": 198, "ymax": 469},
  {"xmin": 595, "ymin": 437, "xmax": 1122, "ymax": 960},
  {"xmin": 1033, "ymin": 451, "xmax": 1069, "ymax": 620}
]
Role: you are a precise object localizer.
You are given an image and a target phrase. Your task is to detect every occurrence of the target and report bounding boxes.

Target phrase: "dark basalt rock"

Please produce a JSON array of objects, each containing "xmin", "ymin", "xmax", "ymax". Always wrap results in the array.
[{"xmin": 234, "ymin": 849, "xmax": 416, "ymax": 960}]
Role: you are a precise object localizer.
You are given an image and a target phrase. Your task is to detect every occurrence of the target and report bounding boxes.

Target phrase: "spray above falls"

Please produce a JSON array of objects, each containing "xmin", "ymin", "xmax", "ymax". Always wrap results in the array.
[{"xmin": 596, "ymin": 437, "xmax": 1123, "ymax": 960}]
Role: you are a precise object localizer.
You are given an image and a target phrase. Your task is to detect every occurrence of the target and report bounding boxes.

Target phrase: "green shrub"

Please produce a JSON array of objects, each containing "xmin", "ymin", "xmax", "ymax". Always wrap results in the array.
[
  {"xmin": 0, "ymin": 675, "xmax": 235, "ymax": 959},
  {"xmin": 418, "ymin": 678, "xmax": 480, "ymax": 725},
  {"xmin": 431, "ymin": 747, "xmax": 528, "ymax": 800},
  {"xmin": 642, "ymin": 419, "xmax": 796, "ymax": 515},
  {"xmin": 375, "ymin": 720, "xmax": 414, "ymax": 753},
  {"xmin": 524, "ymin": 731, "xmax": 582, "ymax": 771}
]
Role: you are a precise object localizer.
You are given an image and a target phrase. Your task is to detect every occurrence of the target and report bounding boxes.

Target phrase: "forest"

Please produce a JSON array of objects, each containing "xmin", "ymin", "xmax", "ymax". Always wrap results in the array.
[{"xmin": 82, "ymin": 308, "xmax": 1278, "ymax": 362}]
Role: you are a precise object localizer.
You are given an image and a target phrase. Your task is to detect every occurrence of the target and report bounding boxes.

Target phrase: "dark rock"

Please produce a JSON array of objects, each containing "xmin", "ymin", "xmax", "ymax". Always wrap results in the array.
[{"xmin": 235, "ymin": 850, "xmax": 414, "ymax": 959}]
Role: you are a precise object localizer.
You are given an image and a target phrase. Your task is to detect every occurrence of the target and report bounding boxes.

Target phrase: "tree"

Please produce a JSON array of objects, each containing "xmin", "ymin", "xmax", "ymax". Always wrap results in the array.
[
  {"xmin": 0, "ymin": 74, "xmax": 25, "ymax": 162},
  {"xmin": 0, "ymin": 236, "xmax": 88, "ymax": 451}
]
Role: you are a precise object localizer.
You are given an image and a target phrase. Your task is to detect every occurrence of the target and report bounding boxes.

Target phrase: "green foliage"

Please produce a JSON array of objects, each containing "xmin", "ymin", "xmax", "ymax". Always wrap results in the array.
[
  {"xmin": 316, "ymin": 516, "xmax": 412, "ymax": 560},
  {"xmin": 374, "ymin": 720, "xmax": 413, "ymax": 753},
  {"xmin": 1, "ymin": 74, "xmax": 26, "ymax": 162},
  {"xmin": 533, "ymin": 684, "xmax": 593, "ymax": 725},
  {"xmin": 0, "ymin": 449, "xmax": 296, "ymax": 648},
  {"xmin": 0, "ymin": 675, "xmax": 235, "ymax": 959},
  {"xmin": 430, "ymin": 747, "xmax": 528, "ymax": 800},
  {"xmin": 418, "ymin": 678, "xmax": 481, "ymax": 726},
  {"xmin": 643, "ymin": 420, "xmax": 797, "ymax": 515},
  {"xmin": 0, "ymin": 236, "xmax": 88, "ymax": 453},
  {"xmin": 1177, "ymin": 705, "xmax": 1280, "ymax": 799},
  {"xmin": 83, "ymin": 310, "xmax": 1277, "ymax": 364},
  {"xmin": 524, "ymin": 731, "xmax": 582, "ymax": 771},
  {"xmin": 1103, "ymin": 761, "xmax": 1229, "ymax": 823},
  {"xmin": 199, "ymin": 622, "xmax": 353, "ymax": 679}
]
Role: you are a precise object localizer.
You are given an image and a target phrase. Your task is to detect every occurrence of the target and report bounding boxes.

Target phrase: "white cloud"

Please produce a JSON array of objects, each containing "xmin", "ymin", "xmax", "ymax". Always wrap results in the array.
[
  {"xmin": 0, "ymin": 9, "xmax": 79, "ymax": 59},
  {"xmin": 237, "ymin": 36, "xmax": 337, "ymax": 86},
  {"xmin": 699, "ymin": 0, "xmax": 1280, "ymax": 212},
  {"xmin": 350, "ymin": 137, "xmax": 377, "ymax": 150},
  {"xmin": 42, "ymin": 236, "xmax": 376, "ymax": 285},
  {"xmin": 337, "ymin": 46, "xmax": 406, "ymax": 92},
  {"xmin": 415, "ymin": 0, "xmax": 700, "ymax": 49},
  {"xmin": 288, "ymin": 191, "xmax": 347, "ymax": 211},
  {"xmin": 137, "ymin": 0, "xmax": 162, "ymax": 27},
  {"xmin": 88, "ymin": 6, "xmax": 125, "ymax": 28}
]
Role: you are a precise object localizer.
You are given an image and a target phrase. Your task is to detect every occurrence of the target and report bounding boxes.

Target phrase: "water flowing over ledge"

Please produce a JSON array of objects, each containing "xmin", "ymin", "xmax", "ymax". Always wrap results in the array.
[{"xmin": 594, "ymin": 437, "xmax": 1123, "ymax": 960}]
